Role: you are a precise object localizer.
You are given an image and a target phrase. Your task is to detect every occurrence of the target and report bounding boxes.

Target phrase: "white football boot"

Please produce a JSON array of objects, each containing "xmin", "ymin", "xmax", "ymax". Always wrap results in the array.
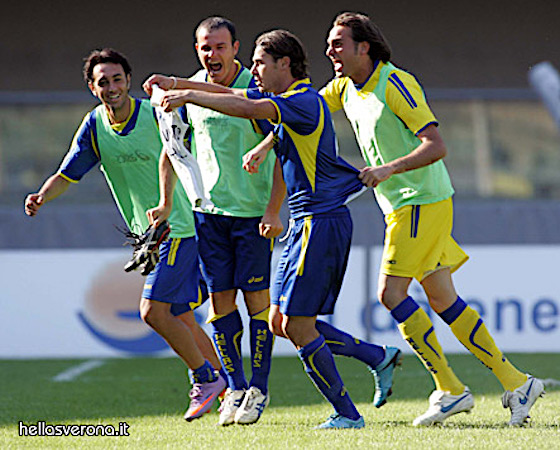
[
  {"xmin": 234, "ymin": 386, "xmax": 269, "ymax": 425},
  {"xmin": 413, "ymin": 386, "xmax": 474, "ymax": 426},
  {"xmin": 502, "ymin": 375, "xmax": 545, "ymax": 426},
  {"xmin": 218, "ymin": 388, "xmax": 245, "ymax": 426}
]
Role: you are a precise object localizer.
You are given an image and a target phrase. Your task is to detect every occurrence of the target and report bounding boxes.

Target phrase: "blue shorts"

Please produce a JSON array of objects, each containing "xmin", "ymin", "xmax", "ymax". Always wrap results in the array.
[
  {"xmin": 271, "ymin": 207, "xmax": 352, "ymax": 317},
  {"xmin": 142, "ymin": 236, "xmax": 208, "ymax": 316},
  {"xmin": 194, "ymin": 212, "xmax": 272, "ymax": 293}
]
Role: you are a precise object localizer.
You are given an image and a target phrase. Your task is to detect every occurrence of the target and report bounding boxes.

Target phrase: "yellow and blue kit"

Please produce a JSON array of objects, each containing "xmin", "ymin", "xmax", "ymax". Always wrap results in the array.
[
  {"xmin": 59, "ymin": 97, "xmax": 206, "ymax": 314},
  {"xmin": 246, "ymin": 79, "xmax": 364, "ymax": 316}
]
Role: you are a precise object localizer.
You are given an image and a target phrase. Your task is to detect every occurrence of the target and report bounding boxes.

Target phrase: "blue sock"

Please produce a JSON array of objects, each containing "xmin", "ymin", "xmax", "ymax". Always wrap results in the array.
[
  {"xmin": 218, "ymin": 367, "xmax": 228, "ymax": 384},
  {"xmin": 316, "ymin": 320, "xmax": 385, "ymax": 368},
  {"xmin": 298, "ymin": 335, "xmax": 360, "ymax": 420},
  {"xmin": 390, "ymin": 296, "xmax": 420, "ymax": 323},
  {"xmin": 191, "ymin": 360, "xmax": 217, "ymax": 384},
  {"xmin": 211, "ymin": 309, "xmax": 248, "ymax": 391},
  {"xmin": 248, "ymin": 311, "xmax": 274, "ymax": 395}
]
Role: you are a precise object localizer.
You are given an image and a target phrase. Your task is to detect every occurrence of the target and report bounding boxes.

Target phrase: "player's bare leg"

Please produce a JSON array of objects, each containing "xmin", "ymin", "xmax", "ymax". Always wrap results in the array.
[
  {"xmin": 140, "ymin": 298, "xmax": 225, "ymax": 421},
  {"xmin": 140, "ymin": 298, "xmax": 205, "ymax": 368},
  {"xmin": 178, "ymin": 310, "xmax": 222, "ymax": 370}
]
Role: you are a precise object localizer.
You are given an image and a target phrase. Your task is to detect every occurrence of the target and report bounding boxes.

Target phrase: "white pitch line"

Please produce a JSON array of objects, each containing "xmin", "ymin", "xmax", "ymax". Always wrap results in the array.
[{"xmin": 52, "ymin": 360, "xmax": 105, "ymax": 382}]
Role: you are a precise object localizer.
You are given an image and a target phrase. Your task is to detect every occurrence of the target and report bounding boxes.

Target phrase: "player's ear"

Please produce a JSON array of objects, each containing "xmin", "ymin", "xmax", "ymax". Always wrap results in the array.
[
  {"xmin": 126, "ymin": 74, "xmax": 131, "ymax": 90},
  {"xmin": 279, "ymin": 56, "xmax": 291, "ymax": 71},
  {"xmin": 233, "ymin": 40, "xmax": 240, "ymax": 55},
  {"xmin": 88, "ymin": 82, "xmax": 97, "ymax": 98},
  {"xmin": 358, "ymin": 41, "xmax": 370, "ymax": 57}
]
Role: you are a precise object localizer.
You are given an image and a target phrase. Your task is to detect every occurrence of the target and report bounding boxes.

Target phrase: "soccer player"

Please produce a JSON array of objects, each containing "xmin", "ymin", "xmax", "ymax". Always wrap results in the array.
[
  {"xmin": 23, "ymin": 48, "xmax": 226, "ymax": 421},
  {"xmin": 152, "ymin": 28, "xmax": 401, "ymax": 429},
  {"xmin": 319, "ymin": 12, "xmax": 544, "ymax": 426},
  {"xmin": 143, "ymin": 17, "xmax": 281, "ymax": 426}
]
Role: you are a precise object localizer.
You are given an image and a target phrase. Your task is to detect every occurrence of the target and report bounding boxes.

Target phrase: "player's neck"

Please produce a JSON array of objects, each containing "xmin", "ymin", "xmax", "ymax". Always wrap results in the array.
[
  {"xmin": 105, "ymin": 96, "xmax": 132, "ymax": 124},
  {"xmin": 349, "ymin": 59, "xmax": 375, "ymax": 85},
  {"xmin": 218, "ymin": 60, "xmax": 240, "ymax": 87},
  {"xmin": 275, "ymin": 76, "xmax": 298, "ymax": 95}
]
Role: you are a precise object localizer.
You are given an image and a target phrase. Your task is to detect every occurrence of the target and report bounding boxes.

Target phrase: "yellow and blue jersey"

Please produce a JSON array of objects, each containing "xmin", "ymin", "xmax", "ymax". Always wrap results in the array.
[
  {"xmin": 246, "ymin": 79, "xmax": 364, "ymax": 220},
  {"xmin": 321, "ymin": 61, "xmax": 453, "ymax": 214},
  {"xmin": 58, "ymin": 97, "xmax": 195, "ymax": 237}
]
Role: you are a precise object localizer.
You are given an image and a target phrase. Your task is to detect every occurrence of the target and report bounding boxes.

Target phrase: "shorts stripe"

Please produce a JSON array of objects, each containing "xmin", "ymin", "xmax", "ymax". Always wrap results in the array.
[
  {"xmin": 411, "ymin": 205, "xmax": 421, "ymax": 238},
  {"xmin": 296, "ymin": 216, "xmax": 312, "ymax": 276},
  {"xmin": 188, "ymin": 287, "xmax": 204, "ymax": 311},
  {"xmin": 167, "ymin": 238, "xmax": 181, "ymax": 266}
]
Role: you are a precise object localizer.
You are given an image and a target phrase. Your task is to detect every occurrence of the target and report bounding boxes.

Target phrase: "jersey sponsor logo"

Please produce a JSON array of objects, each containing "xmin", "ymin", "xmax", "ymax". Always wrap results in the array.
[{"xmin": 113, "ymin": 151, "xmax": 150, "ymax": 164}]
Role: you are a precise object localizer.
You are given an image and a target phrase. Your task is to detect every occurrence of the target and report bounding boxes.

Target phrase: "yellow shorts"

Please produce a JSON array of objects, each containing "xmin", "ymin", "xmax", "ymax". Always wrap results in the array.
[{"xmin": 381, "ymin": 198, "xmax": 468, "ymax": 281}]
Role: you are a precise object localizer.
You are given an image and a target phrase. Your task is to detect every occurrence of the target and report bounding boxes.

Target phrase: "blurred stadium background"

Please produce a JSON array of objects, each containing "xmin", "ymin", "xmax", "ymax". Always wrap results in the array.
[{"xmin": 1, "ymin": 0, "xmax": 560, "ymax": 358}]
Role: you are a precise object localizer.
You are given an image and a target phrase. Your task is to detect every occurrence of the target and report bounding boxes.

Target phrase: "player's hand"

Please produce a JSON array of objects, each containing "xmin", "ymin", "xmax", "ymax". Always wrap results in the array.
[
  {"xmin": 243, "ymin": 147, "xmax": 269, "ymax": 174},
  {"xmin": 358, "ymin": 165, "xmax": 393, "ymax": 188},
  {"xmin": 146, "ymin": 204, "xmax": 171, "ymax": 227},
  {"xmin": 143, "ymin": 74, "xmax": 173, "ymax": 96},
  {"xmin": 243, "ymin": 137, "xmax": 273, "ymax": 173},
  {"xmin": 269, "ymin": 305, "xmax": 287, "ymax": 337},
  {"xmin": 24, "ymin": 193, "xmax": 44, "ymax": 217},
  {"xmin": 158, "ymin": 90, "xmax": 190, "ymax": 112},
  {"xmin": 259, "ymin": 211, "xmax": 283, "ymax": 239}
]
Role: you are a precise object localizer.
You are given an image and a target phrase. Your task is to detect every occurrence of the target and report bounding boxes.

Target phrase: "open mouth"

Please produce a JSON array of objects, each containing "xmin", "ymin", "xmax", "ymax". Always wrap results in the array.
[
  {"xmin": 332, "ymin": 61, "xmax": 343, "ymax": 72},
  {"xmin": 208, "ymin": 62, "xmax": 223, "ymax": 74}
]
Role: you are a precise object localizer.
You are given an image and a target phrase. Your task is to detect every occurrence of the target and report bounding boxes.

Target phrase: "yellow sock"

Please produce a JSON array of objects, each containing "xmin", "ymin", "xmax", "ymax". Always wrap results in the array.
[
  {"xmin": 449, "ymin": 306, "xmax": 527, "ymax": 391},
  {"xmin": 398, "ymin": 308, "xmax": 465, "ymax": 394}
]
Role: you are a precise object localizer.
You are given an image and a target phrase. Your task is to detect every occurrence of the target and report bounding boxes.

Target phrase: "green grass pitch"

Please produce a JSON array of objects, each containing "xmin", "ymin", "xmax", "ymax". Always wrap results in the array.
[{"xmin": 1, "ymin": 353, "xmax": 559, "ymax": 449}]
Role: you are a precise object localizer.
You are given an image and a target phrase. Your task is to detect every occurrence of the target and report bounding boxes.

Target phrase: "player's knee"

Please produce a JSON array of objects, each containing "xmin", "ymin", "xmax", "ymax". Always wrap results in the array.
[
  {"xmin": 427, "ymin": 292, "xmax": 457, "ymax": 313},
  {"xmin": 243, "ymin": 289, "xmax": 270, "ymax": 315},
  {"xmin": 178, "ymin": 311, "xmax": 196, "ymax": 329},
  {"xmin": 140, "ymin": 299, "xmax": 169, "ymax": 328},
  {"xmin": 377, "ymin": 285, "xmax": 407, "ymax": 310}
]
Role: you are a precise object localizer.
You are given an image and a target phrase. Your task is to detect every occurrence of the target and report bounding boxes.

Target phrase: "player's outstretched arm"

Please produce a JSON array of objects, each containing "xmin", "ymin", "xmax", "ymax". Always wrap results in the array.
[
  {"xmin": 157, "ymin": 90, "xmax": 278, "ymax": 121},
  {"xmin": 143, "ymin": 74, "xmax": 240, "ymax": 96},
  {"xmin": 243, "ymin": 132, "xmax": 275, "ymax": 174},
  {"xmin": 359, "ymin": 124, "xmax": 447, "ymax": 188},
  {"xmin": 146, "ymin": 150, "xmax": 177, "ymax": 227},
  {"xmin": 24, "ymin": 174, "xmax": 71, "ymax": 217}
]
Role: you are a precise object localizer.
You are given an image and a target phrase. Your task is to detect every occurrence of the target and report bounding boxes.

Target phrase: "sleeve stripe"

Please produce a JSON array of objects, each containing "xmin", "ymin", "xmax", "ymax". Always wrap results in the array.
[
  {"xmin": 415, "ymin": 121, "xmax": 439, "ymax": 135},
  {"xmin": 268, "ymin": 99, "xmax": 282, "ymax": 125},
  {"xmin": 388, "ymin": 73, "xmax": 417, "ymax": 108},
  {"xmin": 57, "ymin": 171, "xmax": 79, "ymax": 184}
]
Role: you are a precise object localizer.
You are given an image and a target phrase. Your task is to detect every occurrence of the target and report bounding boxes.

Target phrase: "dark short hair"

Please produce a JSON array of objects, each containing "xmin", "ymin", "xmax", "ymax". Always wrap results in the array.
[
  {"xmin": 255, "ymin": 29, "xmax": 309, "ymax": 79},
  {"xmin": 82, "ymin": 48, "xmax": 132, "ymax": 84},
  {"xmin": 195, "ymin": 16, "xmax": 237, "ymax": 44},
  {"xmin": 333, "ymin": 12, "xmax": 392, "ymax": 62}
]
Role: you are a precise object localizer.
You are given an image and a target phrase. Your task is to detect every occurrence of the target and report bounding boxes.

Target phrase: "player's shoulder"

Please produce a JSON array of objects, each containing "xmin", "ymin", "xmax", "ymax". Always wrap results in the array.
[
  {"xmin": 279, "ymin": 78, "xmax": 314, "ymax": 99},
  {"xmin": 386, "ymin": 64, "xmax": 424, "ymax": 91},
  {"xmin": 321, "ymin": 77, "xmax": 351, "ymax": 96}
]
